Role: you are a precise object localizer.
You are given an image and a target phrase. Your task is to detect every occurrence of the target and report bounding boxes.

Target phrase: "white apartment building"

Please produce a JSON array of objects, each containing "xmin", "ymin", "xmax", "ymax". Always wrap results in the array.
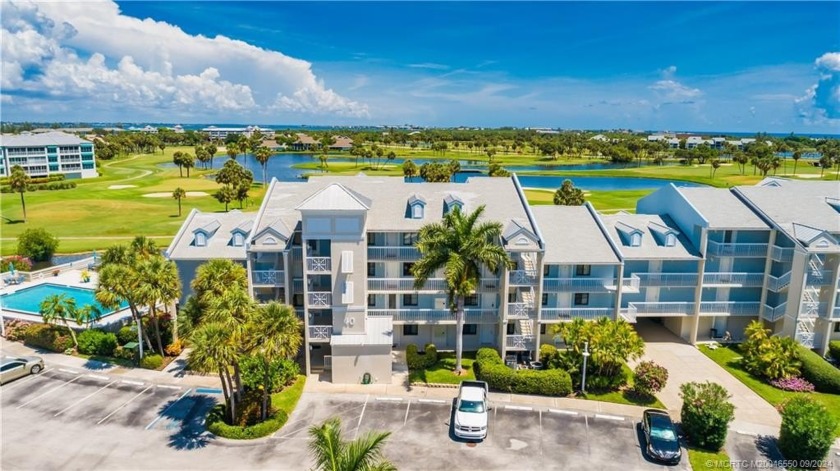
[{"xmin": 0, "ymin": 131, "xmax": 97, "ymax": 179}]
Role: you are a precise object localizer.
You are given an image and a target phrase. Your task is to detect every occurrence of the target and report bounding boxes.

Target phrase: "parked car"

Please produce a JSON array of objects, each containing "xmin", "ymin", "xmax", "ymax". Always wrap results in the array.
[
  {"xmin": 453, "ymin": 380, "xmax": 489, "ymax": 440},
  {"xmin": 0, "ymin": 356, "xmax": 44, "ymax": 385},
  {"xmin": 641, "ymin": 409, "xmax": 682, "ymax": 465}
]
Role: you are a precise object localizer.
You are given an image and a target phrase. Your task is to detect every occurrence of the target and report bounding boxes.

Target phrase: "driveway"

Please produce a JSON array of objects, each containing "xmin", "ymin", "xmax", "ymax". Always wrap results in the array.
[{"xmin": 634, "ymin": 319, "xmax": 781, "ymax": 434}]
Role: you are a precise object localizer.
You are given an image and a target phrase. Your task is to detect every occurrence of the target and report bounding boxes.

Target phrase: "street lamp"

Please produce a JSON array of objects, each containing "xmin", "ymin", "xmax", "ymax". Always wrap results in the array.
[{"xmin": 581, "ymin": 341, "xmax": 590, "ymax": 394}]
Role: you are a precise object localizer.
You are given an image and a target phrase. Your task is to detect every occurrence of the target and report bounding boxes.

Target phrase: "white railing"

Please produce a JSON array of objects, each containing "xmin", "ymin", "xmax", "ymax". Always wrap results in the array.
[
  {"xmin": 367, "ymin": 278, "xmax": 447, "ymax": 291},
  {"xmin": 621, "ymin": 274, "xmax": 641, "ymax": 292},
  {"xmin": 540, "ymin": 308, "xmax": 613, "ymax": 322},
  {"xmin": 767, "ymin": 271, "xmax": 791, "ymax": 292},
  {"xmin": 770, "ymin": 245, "xmax": 794, "ymax": 263},
  {"xmin": 509, "ymin": 270, "xmax": 538, "ymax": 285},
  {"xmin": 635, "ymin": 272, "xmax": 699, "ymax": 287},
  {"xmin": 620, "ymin": 306, "xmax": 637, "ymax": 323},
  {"xmin": 628, "ymin": 302, "xmax": 694, "ymax": 316},
  {"xmin": 306, "ymin": 257, "xmax": 331, "ymax": 273},
  {"xmin": 507, "ymin": 302, "xmax": 533, "ymax": 319},
  {"xmin": 252, "ymin": 270, "xmax": 285, "ymax": 286},
  {"xmin": 19, "ymin": 255, "xmax": 97, "ymax": 281},
  {"xmin": 699, "ymin": 301, "xmax": 760, "ymax": 316},
  {"xmin": 309, "ymin": 325, "xmax": 333, "ymax": 341},
  {"xmin": 542, "ymin": 278, "xmax": 612, "ymax": 292},
  {"xmin": 807, "ymin": 270, "xmax": 833, "ymax": 285},
  {"xmin": 506, "ymin": 335, "xmax": 535, "ymax": 350},
  {"xmin": 367, "ymin": 247, "xmax": 420, "ymax": 261},
  {"xmin": 478, "ymin": 278, "xmax": 501, "ymax": 291},
  {"xmin": 762, "ymin": 303, "xmax": 787, "ymax": 322},
  {"xmin": 367, "ymin": 309, "xmax": 498, "ymax": 323},
  {"xmin": 307, "ymin": 291, "xmax": 332, "ymax": 307},
  {"xmin": 707, "ymin": 241, "xmax": 768, "ymax": 258},
  {"xmin": 795, "ymin": 332, "xmax": 815, "ymax": 348},
  {"xmin": 702, "ymin": 272, "xmax": 765, "ymax": 287}
]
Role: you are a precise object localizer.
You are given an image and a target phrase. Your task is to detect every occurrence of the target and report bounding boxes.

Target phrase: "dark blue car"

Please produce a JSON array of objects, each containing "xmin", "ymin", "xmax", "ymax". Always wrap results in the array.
[{"xmin": 642, "ymin": 409, "xmax": 682, "ymax": 465}]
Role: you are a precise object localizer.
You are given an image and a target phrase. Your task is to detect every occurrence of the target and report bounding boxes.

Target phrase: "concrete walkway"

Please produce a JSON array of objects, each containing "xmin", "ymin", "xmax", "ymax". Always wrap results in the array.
[{"xmin": 634, "ymin": 319, "xmax": 781, "ymax": 436}]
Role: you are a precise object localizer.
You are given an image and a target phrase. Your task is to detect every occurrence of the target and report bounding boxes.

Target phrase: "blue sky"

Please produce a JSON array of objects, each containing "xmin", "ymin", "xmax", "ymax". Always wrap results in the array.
[{"xmin": 2, "ymin": 1, "xmax": 839, "ymax": 132}]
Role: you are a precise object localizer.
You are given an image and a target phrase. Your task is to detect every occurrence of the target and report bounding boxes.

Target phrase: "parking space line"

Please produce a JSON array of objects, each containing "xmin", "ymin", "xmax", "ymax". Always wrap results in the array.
[
  {"xmin": 121, "ymin": 380, "xmax": 144, "ymax": 386},
  {"xmin": 156, "ymin": 384, "xmax": 180, "ymax": 390},
  {"xmin": 594, "ymin": 413, "xmax": 625, "ymax": 421},
  {"xmin": 354, "ymin": 394, "xmax": 369, "ymax": 439},
  {"xmin": 548, "ymin": 409, "xmax": 579, "ymax": 416},
  {"xmin": 539, "ymin": 410, "xmax": 543, "ymax": 456},
  {"xmin": 54, "ymin": 380, "xmax": 116, "ymax": 416},
  {"xmin": 16, "ymin": 375, "xmax": 82, "ymax": 409},
  {"xmin": 505, "ymin": 405, "xmax": 533, "ymax": 411},
  {"xmin": 404, "ymin": 400, "xmax": 411, "ymax": 426},
  {"xmin": 375, "ymin": 397, "xmax": 402, "ymax": 402},
  {"xmin": 59, "ymin": 368, "xmax": 80, "ymax": 375},
  {"xmin": 0, "ymin": 371, "xmax": 44, "ymax": 392},
  {"xmin": 145, "ymin": 388, "xmax": 192, "ymax": 430},
  {"xmin": 98, "ymin": 385, "xmax": 153, "ymax": 425},
  {"xmin": 418, "ymin": 398, "xmax": 446, "ymax": 404},
  {"xmin": 87, "ymin": 374, "xmax": 110, "ymax": 381}
]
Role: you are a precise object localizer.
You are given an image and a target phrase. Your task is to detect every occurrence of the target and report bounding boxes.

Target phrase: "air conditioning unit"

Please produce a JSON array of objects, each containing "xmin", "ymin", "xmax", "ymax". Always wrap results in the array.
[{"xmin": 341, "ymin": 250, "xmax": 353, "ymax": 273}]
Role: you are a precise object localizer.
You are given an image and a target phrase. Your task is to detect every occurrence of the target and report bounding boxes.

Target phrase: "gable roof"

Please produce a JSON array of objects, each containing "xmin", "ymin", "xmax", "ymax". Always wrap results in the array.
[
  {"xmin": 296, "ymin": 183, "xmax": 371, "ymax": 211},
  {"xmin": 599, "ymin": 213, "xmax": 700, "ymax": 259},
  {"xmin": 166, "ymin": 210, "xmax": 252, "ymax": 260},
  {"xmin": 531, "ymin": 205, "xmax": 620, "ymax": 264},
  {"xmin": 407, "ymin": 194, "xmax": 426, "ymax": 206}
]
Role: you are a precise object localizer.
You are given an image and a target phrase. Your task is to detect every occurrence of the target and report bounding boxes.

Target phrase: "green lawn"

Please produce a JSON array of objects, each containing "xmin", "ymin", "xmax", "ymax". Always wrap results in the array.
[
  {"xmin": 524, "ymin": 188, "xmax": 650, "ymax": 213},
  {"xmin": 700, "ymin": 345, "xmax": 840, "ymax": 436},
  {"xmin": 581, "ymin": 389, "xmax": 666, "ymax": 409},
  {"xmin": 271, "ymin": 374, "xmax": 307, "ymax": 416},
  {"xmin": 687, "ymin": 446, "xmax": 733, "ymax": 470},
  {"xmin": 408, "ymin": 351, "xmax": 477, "ymax": 385}
]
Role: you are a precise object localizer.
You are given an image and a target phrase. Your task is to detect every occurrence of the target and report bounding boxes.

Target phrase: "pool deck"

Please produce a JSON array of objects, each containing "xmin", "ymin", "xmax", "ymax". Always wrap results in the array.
[{"xmin": 0, "ymin": 270, "xmax": 134, "ymax": 328}]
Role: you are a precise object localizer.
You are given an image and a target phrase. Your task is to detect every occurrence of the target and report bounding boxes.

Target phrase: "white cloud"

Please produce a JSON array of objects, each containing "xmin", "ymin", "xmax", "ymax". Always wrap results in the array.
[
  {"xmin": 649, "ymin": 80, "xmax": 702, "ymax": 101},
  {"xmin": 0, "ymin": 0, "xmax": 368, "ymax": 119},
  {"xmin": 408, "ymin": 63, "xmax": 450, "ymax": 70}
]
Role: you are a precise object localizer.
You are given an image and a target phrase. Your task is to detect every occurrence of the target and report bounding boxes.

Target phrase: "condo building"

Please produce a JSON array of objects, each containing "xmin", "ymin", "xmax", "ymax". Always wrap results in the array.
[
  {"xmin": 167, "ymin": 175, "xmax": 840, "ymax": 384},
  {"xmin": 0, "ymin": 131, "xmax": 97, "ymax": 178}
]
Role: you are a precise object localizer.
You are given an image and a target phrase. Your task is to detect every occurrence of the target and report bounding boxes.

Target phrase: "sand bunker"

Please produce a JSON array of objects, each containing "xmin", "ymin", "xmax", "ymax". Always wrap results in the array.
[
  {"xmin": 108, "ymin": 184, "xmax": 137, "ymax": 189},
  {"xmin": 142, "ymin": 191, "xmax": 209, "ymax": 198}
]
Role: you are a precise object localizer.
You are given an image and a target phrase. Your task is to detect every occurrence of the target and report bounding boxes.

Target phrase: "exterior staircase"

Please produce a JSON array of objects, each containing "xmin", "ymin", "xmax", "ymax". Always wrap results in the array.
[
  {"xmin": 795, "ymin": 255, "xmax": 825, "ymax": 348},
  {"xmin": 521, "ymin": 287, "xmax": 536, "ymax": 308},
  {"xmin": 518, "ymin": 319, "xmax": 534, "ymax": 336}
]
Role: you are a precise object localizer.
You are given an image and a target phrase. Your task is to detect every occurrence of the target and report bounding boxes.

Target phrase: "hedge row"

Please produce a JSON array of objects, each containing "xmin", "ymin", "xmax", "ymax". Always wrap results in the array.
[
  {"xmin": 1, "ymin": 181, "xmax": 77, "ymax": 193},
  {"xmin": 23, "ymin": 324, "xmax": 74, "ymax": 352},
  {"xmin": 797, "ymin": 346, "xmax": 840, "ymax": 394},
  {"xmin": 0, "ymin": 174, "xmax": 64, "ymax": 185},
  {"xmin": 829, "ymin": 341, "xmax": 840, "ymax": 363},
  {"xmin": 474, "ymin": 347, "xmax": 572, "ymax": 396},
  {"xmin": 406, "ymin": 343, "xmax": 438, "ymax": 370},
  {"xmin": 77, "ymin": 329, "xmax": 118, "ymax": 356},
  {"xmin": 206, "ymin": 405, "xmax": 289, "ymax": 439}
]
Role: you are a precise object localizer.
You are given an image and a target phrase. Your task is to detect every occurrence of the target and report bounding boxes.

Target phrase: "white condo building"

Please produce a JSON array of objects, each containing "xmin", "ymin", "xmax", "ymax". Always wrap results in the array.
[{"xmin": 0, "ymin": 131, "xmax": 97, "ymax": 179}]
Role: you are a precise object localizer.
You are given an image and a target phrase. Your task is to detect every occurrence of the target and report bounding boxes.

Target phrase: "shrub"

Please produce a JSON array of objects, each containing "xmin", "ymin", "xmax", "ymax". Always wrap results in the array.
[
  {"xmin": 206, "ymin": 404, "xmax": 288, "ymax": 439},
  {"xmin": 474, "ymin": 347, "xmax": 572, "ymax": 396},
  {"xmin": 116, "ymin": 325, "xmax": 136, "ymax": 345},
  {"xmin": 797, "ymin": 345, "xmax": 840, "ymax": 394},
  {"xmin": 539, "ymin": 344, "xmax": 563, "ymax": 369},
  {"xmin": 586, "ymin": 369, "xmax": 629, "ymax": 392},
  {"xmin": 4, "ymin": 319, "xmax": 34, "ymax": 342},
  {"xmin": 139, "ymin": 354, "xmax": 164, "ymax": 370},
  {"xmin": 2, "ymin": 255, "xmax": 33, "ymax": 272},
  {"xmin": 113, "ymin": 346, "xmax": 136, "ymax": 362},
  {"xmin": 778, "ymin": 397, "xmax": 837, "ymax": 466},
  {"xmin": 23, "ymin": 324, "xmax": 74, "ymax": 352},
  {"xmin": 740, "ymin": 321, "xmax": 800, "ymax": 380},
  {"xmin": 406, "ymin": 343, "xmax": 438, "ymax": 370},
  {"xmin": 829, "ymin": 341, "xmax": 840, "ymax": 363},
  {"xmin": 679, "ymin": 381, "xmax": 735, "ymax": 451},
  {"xmin": 77, "ymin": 329, "xmax": 118, "ymax": 356},
  {"xmin": 769, "ymin": 377, "xmax": 815, "ymax": 392},
  {"xmin": 633, "ymin": 361, "xmax": 669, "ymax": 396},
  {"xmin": 165, "ymin": 339, "xmax": 183, "ymax": 356},
  {"xmin": 16, "ymin": 228, "xmax": 60, "ymax": 262}
]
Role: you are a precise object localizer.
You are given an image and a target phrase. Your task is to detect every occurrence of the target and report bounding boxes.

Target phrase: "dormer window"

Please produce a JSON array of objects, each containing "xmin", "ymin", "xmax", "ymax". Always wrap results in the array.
[
  {"xmin": 412, "ymin": 204, "xmax": 424, "ymax": 219},
  {"xmin": 407, "ymin": 194, "xmax": 426, "ymax": 219},
  {"xmin": 232, "ymin": 232, "xmax": 245, "ymax": 247},
  {"xmin": 444, "ymin": 194, "xmax": 464, "ymax": 214},
  {"xmin": 195, "ymin": 232, "xmax": 207, "ymax": 247},
  {"xmin": 630, "ymin": 233, "xmax": 642, "ymax": 247},
  {"xmin": 664, "ymin": 233, "xmax": 676, "ymax": 247}
]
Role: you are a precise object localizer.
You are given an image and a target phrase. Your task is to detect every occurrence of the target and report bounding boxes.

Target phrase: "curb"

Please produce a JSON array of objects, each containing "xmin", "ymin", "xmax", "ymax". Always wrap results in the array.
[{"xmin": 409, "ymin": 382, "xmax": 459, "ymax": 389}]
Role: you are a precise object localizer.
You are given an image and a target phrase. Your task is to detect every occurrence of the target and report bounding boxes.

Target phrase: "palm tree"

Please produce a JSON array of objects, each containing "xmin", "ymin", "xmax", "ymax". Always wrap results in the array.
[
  {"xmin": 226, "ymin": 142, "xmax": 239, "ymax": 162},
  {"xmin": 136, "ymin": 256, "xmax": 181, "ymax": 354},
  {"xmin": 189, "ymin": 322, "xmax": 239, "ymax": 422},
  {"xmin": 308, "ymin": 417, "xmax": 396, "ymax": 471},
  {"xmin": 172, "ymin": 187, "xmax": 186, "ymax": 216},
  {"xmin": 248, "ymin": 303, "xmax": 303, "ymax": 420},
  {"xmin": 206, "ymin": 143, "xmax": 218, "ymax": 169},
  {"xmin": 792, "ymin": 150, "xmax": 802, "ymax": 175},
  {"xmin": 182, "ymin": 153, "xmax": 195, "ymax": 177},
  {"xmin": 40, "ymin": 294, "xmax": 83, "ymax": 349},
  {"xmin": 254, "ymin": 146, "xmax": 272, "ymax": 185},
  {"xmin": 191, "ymin": 259, "xmax": 249, "ymax": 304},
  {"xmin": 173, "ymin": 151, "xmax": 184, "ymax": 177},
  {"xmin": 412, "ymin": 205, "xmax": 513, "ymax": 374},
  {"xmin": 402, "ymin": 159, "xmax": 418, "ymax": 181},
  {"xmin": 8, "ymin": 165, "xmax": 30, "ymax": 222},
  {"xmin": 710, "ymin": 159, "xmax": 721, "ymax": 178},
  {"xmin": 553, "ymin": 179, "xmax": 585, "ymax": 206}
]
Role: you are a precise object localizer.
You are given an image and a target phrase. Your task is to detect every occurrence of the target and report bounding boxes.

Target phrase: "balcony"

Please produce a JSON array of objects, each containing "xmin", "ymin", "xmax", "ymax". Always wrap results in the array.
[
  {"xmin": 307, "ymin": 291, "xmax": 332, "ymax": 308},
  {"xmin": 770, "ymin": 245, "xmax": 794, "ymax": 263},
  {"xmin": 367, "ymin": 278, "xmax": 446, "ymax": 292},
  {"xmin": 620, "ymin": 306, "xmax": 637, "ymax": 323},
  {"xmin": 478, "ymin": 278, "xmax": 501, "ymax": 291},
  {"xmin": 807, "ymin": 270, "xmax": 833, "ymax": 286},
  {"xmin": 309, "ymin": 325, "xmax": 333, "ymax": 342},
  {"xmin": 635, "ymin": 272, "xmax": 699, "ymax": 287},
  {"xmin": 252, "ymin": 270, "xmax": 285, "ymax": 286},
  {"xmin": 507, "ymin": 302, "xmax": 534, "ymax": 320},
  {"xmin": 762, "ymin": 302, "xmax": 787, "ymax": 322},
  {"xmin": 541, "ymin": 307, "xmax": 613, "ymax": 322},
  {"xmin": 706, "ymin": 241, "xmax": 768, "ymax": 258},
  {"xmin": 699, "ymin": 302, "xmax": 760, "ymax": 317},
  {"xmin": 621, "ymin": 275, "xmax": 641, "ymax": 293},
  {"xmin": 306, "ymin": 257, "xmax": 331, "ymax": 273},
  {"xmin": 506, "ymin": 335, "xmax": 535, "ymax": 350},
  {"xmin": 509, "ymin": 270, "xmax": 538, "ymax": 286},
  {"xmin": 542, "ymin": 277, "xmax": 612, "ymax": 292},
  {"xmin": 628, "ymin": 302, "xmax": 694, "ymax": 316},
  {"xmin": 767, "ymin": 271, "xmax": 791, "ymax": 292},
  {"xmin": 702, "ymin": 272, "xmax": 764, "ymax": 288},
  {"xmin": 368, "ymin": 309, "xmax": 498, "ymax": 323},
  {"xmin": 367, "ymin": 246, "xmax": 420, "ymax": 261}
]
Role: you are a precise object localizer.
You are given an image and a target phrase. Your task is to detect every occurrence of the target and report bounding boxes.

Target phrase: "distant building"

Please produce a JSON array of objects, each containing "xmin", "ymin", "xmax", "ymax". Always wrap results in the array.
[
  {"xmin": 590, "ymin": 134, "xmax": 608, "ymax": 142},
  {"xmin": 0, "ymin": 131, "xmax": 97, "ymax": 178},
  {"xmin": 202, "ymin": 125, "xmax": 274, "ymax": 140},
  {"xmin": 290, "ymin": 133, "xmax": 319, "ymax": 151},
  {"xmin": 329, "ymin": 136, "xmax": 354, "ymax": 151}
]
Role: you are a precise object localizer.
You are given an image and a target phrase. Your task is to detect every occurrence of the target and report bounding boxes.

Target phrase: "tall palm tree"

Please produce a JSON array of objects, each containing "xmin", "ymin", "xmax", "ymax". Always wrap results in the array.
[
  {"xmin": 8, "ymin": 165, "xmax": 30, "ymax": 222},
  {"xmin": 172, "ymin": 187, "xmax": 186, "ymax": 216},
  {"xmin": 412, "ymin": 205, "xmax": 513, "ymax": 374},
  {"xmin": 206, "ymin": 143, "xmax": 218, "ymax": 169},
  {"xmin": 308, "ymin": 417, "xmax": 396, "ymax": 471},
  {"xmin": 254, "ymin": 146, "xmax": 272, "ymax": 185},
  {"xmin": 136, "ymin": 255, "xmax": 182, "ymax": 354},
  {"xmin": 40, "ymin": 294, "xmax": 83, "ymax": 349},
  {"xmin": 191, "ymin": 259, "xmax": 249, "ymax": 306},
  {"xmin": 226, "ymin": 142, "xmax": 240, "ymax": 162},
  {"xmin": 189, "ymin": 322, "xmax": 239, "ymax": 422},
  {"xmin": 792, "ymin": 150, "xmax": 802, "ymax": 175},
  {"xmin": 248, "ymin": 303, "xmax": 303, "ymax": 419}
]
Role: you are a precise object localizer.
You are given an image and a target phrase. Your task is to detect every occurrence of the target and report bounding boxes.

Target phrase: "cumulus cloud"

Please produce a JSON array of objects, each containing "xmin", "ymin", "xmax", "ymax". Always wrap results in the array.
[
  {"xmin": 798, "ymin": 52, "xmax": 840, "ymax": 120},
  {"xmin": 649, "ymin": 67, "xmax": 702, "ymax": 102},
  {"xmin": 0, "ymin": 0, "xmax": 368, "ymax": 119}
]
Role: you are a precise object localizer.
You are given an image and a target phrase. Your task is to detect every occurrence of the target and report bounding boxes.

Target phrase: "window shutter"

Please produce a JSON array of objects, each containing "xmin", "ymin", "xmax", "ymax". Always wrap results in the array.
[{"xmin": 341, "ymin": 250, "xmax": 353, "ymax": 273}]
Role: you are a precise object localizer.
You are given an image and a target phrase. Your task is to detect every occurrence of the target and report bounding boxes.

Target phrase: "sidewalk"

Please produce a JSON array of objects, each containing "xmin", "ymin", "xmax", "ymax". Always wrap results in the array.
[{"xmin": 1, "ymin": 337, "xmax": 220, "ymax": 388}]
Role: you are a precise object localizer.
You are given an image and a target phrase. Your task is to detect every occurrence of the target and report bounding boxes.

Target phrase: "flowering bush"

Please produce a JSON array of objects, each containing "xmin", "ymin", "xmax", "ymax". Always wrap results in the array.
[
  {"xmin": 770, "ymin": 376, "xmax": 815, "ymax": 393},
  {"xmin": 633, "ymin": 361, "xmax": 669, "ymax": 396},
  {"xmin": 2, "ymin": 255, "xmax": 32, "ymax": 272}
]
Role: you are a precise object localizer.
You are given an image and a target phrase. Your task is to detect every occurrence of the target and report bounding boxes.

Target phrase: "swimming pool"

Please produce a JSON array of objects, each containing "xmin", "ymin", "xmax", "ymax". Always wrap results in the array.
[{"xmin": 0, "ymin": 284, "xmax": 128, "ymax": 317}]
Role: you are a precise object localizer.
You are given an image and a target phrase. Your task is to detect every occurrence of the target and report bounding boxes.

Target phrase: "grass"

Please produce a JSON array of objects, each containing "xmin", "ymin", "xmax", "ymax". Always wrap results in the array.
[
  {"xmin": 74, "ymin": 352, "xmax": 135, "ymax": 368},
  {"xmin": 408, "ymin": 351, "xmax": 477, "ymax": 384},
  {"xmin": 578, "ymin": 364, "xmax": 667, "ymax": 409},
  {"xmin": 524, "ymin": 188, "xmax": 651, "ymax": 213},
  {"xmin": 271, "ymin": 374, "xmax": 307, "ymax": 415},
  {"xmin": 700, "ymin": 345, "xmax": 840, "ymax": 436},
  {"xmin": 687, "ymin": 446, "xmax": 733, "ymax": 470}
]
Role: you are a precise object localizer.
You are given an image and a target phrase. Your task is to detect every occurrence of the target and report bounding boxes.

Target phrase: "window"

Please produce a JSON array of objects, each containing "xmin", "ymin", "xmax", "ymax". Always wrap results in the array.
[
  {"xmin": 368, "ymin": 294, "xmax": 376, "ymax": 307},
  {"xmin": 574, "ymin": 293, "xmax": 589, "ymax": 306},
  {"xmin": 543, "ymin": 265, "xmax": 551, "ymax": 277},
  {"xmin": 463, "ymin": 324, "xmax": 477, "ymax": 335},
  {"xmin": 465, "ymin": 294, "xmax": 478, "ymax": 306},
  {"xmin": 0, "ymin": 362, "xmax": 23, "ymax": 372},
  {"xmin": 575, "ymin": 265, "xmax": 591, "ymax": 276},
  {"xmin": 506, "ymin": 323, "xmax": 515, "ymax": 335},
  {"xmin": 664, "ymin": 234, "xmax": 676, "ymax": 247},
  {"xmin": 540, "ymin": 324, "xmax": 546, "ymax": 335},
  {"xmin": 195, "ymin": 232, "xmax": 207, "ymax": 247},
  {"xmin": 508, "ymin": 292, "xmax": 516, "ymax": 303},
  {"xmin": 292, "ymin": 294, "xmax": 303, "ymax": 307},
  {"xmin": 292, "ymin": 232, "xmax": 302, "ymax": 246},
  {"xmin": 232, "ymin": 232, "xmax": 244, "ymax": 247},
  {"xmin": 402, "ymin": 233, "xmax": 418, "ymax": 246},
  {"xmin": 403, "ymin": 325, "xmax": 419, "ymax": 336},
  {"xmin": 403, "ymin": 263, "xmax": 415, "ymax": 277},
  {"xmin": 835, "ymin": 322, "xmax": 840, "ymax": 333},
  {"xmin": 403, "ymin": 294, "xmax": 418, "ymax": 306},
  {"xmin": 411, "ymin": 204, "xmax": 424, "ymax": 219},
  {"xmin": 630, "ymin": 233, "xmax": 642, "ymax": 247},
  {"xmin": 367, "ymin": 262, "xmax": 376, "ymax": 277},
  {"xmin": 542, "ymin": 294, "xmax": 548, "ymax": 306},
  {"xmin": 367, "ymin": 233, "xmax": 375, "ymax": 246}
]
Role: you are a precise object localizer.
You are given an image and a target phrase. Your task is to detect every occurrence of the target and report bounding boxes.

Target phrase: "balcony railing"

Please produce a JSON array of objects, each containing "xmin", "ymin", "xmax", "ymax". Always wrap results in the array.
[
  {"xmin": 309, "ymin": 325, "xmax": 333, "ymax": 342},
  {"xmin": 509, "ymin": 270, "xmax": 538, "ymax": 286},
  {"xmin": 628, "ymin": 302, "xmax": 694, "ymax": 316},
  {"xmin": 635, "ymin": 273, "xmax": 699, "ymax": 287},
  {"xmin": 621, "ymin": 275, "xmax": 641, "ymax": 293},
  {"xmin": 702, "ymin": 272, "xmax": 765, "ymax": 287},
  {"xmin": 770, "ymin": 245, "xmax": 794, "ymax": 263},
  {"xmin": 807, "ymin": 270, "xmax": 833, "ymax": 286},
  {"xmin": 542, "ymin": 277, "xmax": 612, "ymax": 292},
  {"xmin": 507, "ymin": 302, "xmax": 534, "ymax": 319},
  {"xmin": 767, "ymin": 271, "xmax": 791, "ymax": 292},
  {"xmin": 367, "ymin": 278, "xmax": 447, "ymax": 291},
  {"xmin": 541, "ymin": 307, "xmax": 613, "ymax": 322},
  {"xmin": 699, "ymin": 302, "xmax": 760, "ymax": 316},
  {"xmin": 367, "ymin": 246, "xmax": 420, "ymax": 261},
  {"xmin": 478, "ymin": 278, "xmax": 501, "ymax": 291},
  {"xmin": 706, "ymin": 241, "xmax": 768, "ymax": 258},
  {"xmin": 506, "ymin": 335, "xmax": 535, "ymax": 350},
  {"xmin": 306, "ymin": 257, "xmax": 332, "ymax": 273},
  {"xmin": 367, "ymin": 309, "xmax": 498, "ymax": 323},
  {"xmin": 252, "ymin": 270, "xmax": 285, "ymax": 286},
  {"xmin": 307, "ymin": 291, "xmax": 332, "ymax": 308},
  {"xmin": 762, "ymin": 302, "xmax": 787, "ymax": 322},
  {"xmin": 292, "ymin": 278, "xmax": 304, "ymax": 292},
  {"xmin": 620, "ymin": 306, "xmax": 637, "ymax": 323}
]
